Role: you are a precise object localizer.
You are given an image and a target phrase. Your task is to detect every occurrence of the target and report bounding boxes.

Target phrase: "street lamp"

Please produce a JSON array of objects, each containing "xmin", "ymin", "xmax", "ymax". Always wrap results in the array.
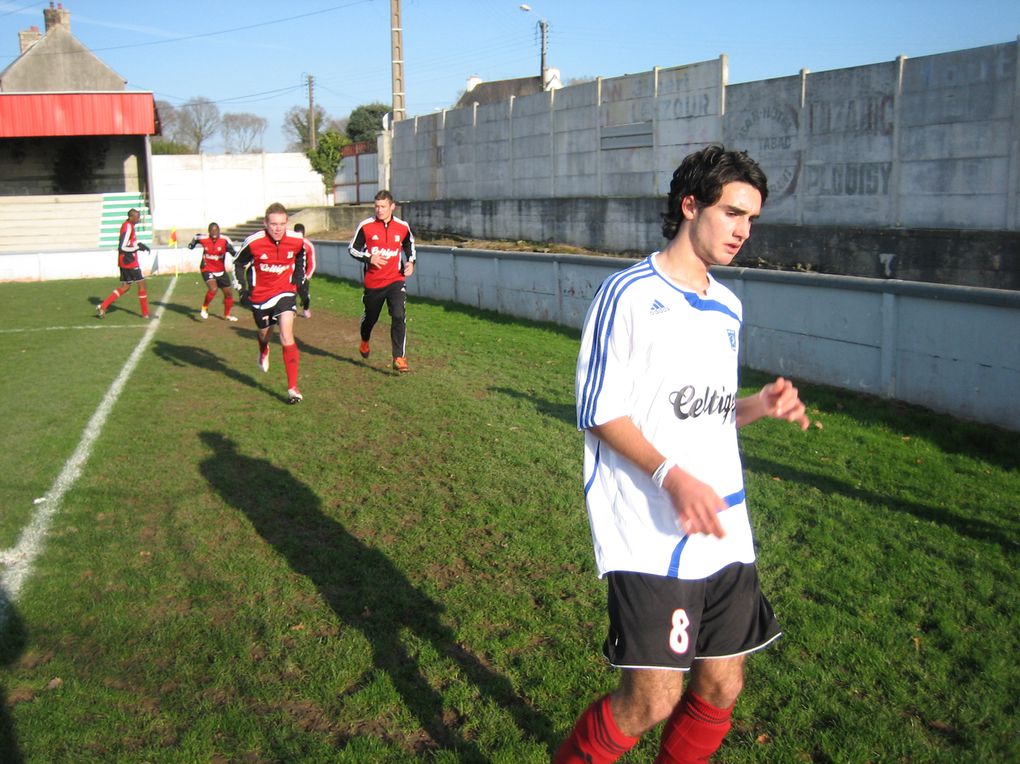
[{"xmin": 519, "ymin": 4, "xmax": 548, "ymax": 88}]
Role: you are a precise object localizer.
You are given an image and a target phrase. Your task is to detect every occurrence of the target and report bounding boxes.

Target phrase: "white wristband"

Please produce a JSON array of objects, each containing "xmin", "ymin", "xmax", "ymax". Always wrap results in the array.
[{"xmin": 652, "ymin": 458, "xmax": 675, "ymax": 489}]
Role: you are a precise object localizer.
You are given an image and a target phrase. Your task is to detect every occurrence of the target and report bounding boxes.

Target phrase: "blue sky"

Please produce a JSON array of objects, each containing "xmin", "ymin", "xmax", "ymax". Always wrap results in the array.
[{"xmin": 2, "ymin": 0, "xmax": 1018, "ymax": 152}]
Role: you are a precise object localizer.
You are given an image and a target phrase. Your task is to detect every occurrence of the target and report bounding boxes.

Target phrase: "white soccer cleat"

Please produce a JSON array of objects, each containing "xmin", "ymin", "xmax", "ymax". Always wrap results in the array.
[
  {"xmin": 303, "ymin": 309, "xmax": 312, "ymax": 319},
  {"xmin": 287, "ymin": 387, "xmax": 303, "ymax": 404},
  {"xmin": 200, "ymin": 307, "xmax": 209, "ymax": 319},
  {"xmin": 225, "ymin": 315, "xmax": 239, "ymax": 322},
  {"xmin": 258, "ymin": 347, "xmax": 270, "ymax": 373}
]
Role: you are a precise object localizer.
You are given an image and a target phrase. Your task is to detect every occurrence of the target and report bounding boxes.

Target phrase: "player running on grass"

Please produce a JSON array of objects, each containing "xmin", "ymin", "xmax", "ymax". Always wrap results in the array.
[
  {"xmin": 349, "ymin": 190, "xmax": 417, "ymax": 372},
  {"xmin": 189, "ymin": 222, "xmax": 238, "ymax": 321},
  {"xmin": 96, "ymin": 208, "xmax": 151, "ymax": 319},
  {"xmin": 560, "ymin": 145, "xmax": 810, "ymax": 763},
  {"xmin": 233, "ymin": 202, "xmax": 307, "ymax": 404}
]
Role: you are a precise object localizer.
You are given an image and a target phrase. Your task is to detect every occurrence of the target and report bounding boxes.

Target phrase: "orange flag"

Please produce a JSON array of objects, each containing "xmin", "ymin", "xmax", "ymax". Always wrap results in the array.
[{"xmin": 169, "ymin": 228, "xmax": 177, "ymax": 248}]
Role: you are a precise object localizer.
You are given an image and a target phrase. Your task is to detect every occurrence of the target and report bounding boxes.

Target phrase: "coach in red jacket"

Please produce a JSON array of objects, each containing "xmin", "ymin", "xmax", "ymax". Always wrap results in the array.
[{"xmin": 348, "ymin": 190, "xmax": 417, "ymax": 373}]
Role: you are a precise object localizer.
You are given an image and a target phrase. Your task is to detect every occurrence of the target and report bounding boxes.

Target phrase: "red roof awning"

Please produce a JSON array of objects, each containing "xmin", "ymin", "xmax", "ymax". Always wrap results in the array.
[{"xmin": 0, "ymin": 91, "xmax": 156, "ymax": 138}]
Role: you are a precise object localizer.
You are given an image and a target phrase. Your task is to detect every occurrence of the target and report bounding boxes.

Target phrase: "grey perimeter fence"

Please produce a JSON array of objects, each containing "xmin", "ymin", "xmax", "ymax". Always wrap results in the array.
[{"xmin": 314, "ymin": 241, "xmax": 1020, "ymax": 431}]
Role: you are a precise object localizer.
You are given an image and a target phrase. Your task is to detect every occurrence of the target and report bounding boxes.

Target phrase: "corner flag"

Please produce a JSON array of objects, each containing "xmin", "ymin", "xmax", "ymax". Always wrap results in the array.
[{"xmin": 169, "ymin": 228, "xmax": 178, "ymax": 248}]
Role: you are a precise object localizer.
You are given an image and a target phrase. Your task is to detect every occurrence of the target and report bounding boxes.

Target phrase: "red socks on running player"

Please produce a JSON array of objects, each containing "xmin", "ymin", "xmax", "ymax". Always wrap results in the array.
[
  {"xmin": 100, "ymin": 286, "xmax": 127, "ymax": 311},
  {"xmin": 554, "ymin": 695, "xmax": 638, "ymax": 764},
  {"xmin": 282, "ymin": 342, "xmax": 300, "ymax": 389},
  {"xmin": 203, "ymin": 289, "xmax": 216, "ymax": 308},
  {"xmin": 138, "ymin": 285, "xmax": 149, "ymax": 317},
  {"xmin": 654, "ymin": 691, "xmax": 733, "ymax": 764},
  {"xmin": 223, "ymin": 296, "xmax": 234, "ymax": 316}
]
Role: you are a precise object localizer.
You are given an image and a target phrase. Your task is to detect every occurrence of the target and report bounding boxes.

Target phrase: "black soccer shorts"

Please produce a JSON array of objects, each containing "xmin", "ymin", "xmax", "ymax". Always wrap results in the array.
[
  {"xmin": 603, "ymin": 562, "xmax": 781, "ymax": 671},
  {"xmin": 250, "ymin": 294, "xmax": 297, "ymax": 329}
]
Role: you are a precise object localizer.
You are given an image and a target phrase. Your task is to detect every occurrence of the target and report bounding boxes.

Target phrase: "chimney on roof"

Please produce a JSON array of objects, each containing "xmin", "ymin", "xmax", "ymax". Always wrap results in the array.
[
  {"xmin": 43, "ymin": 2, "xmax": 70, "ymax": 33},
  {"xmin": 18, "ymin": 25, "xmax": 42, "ymax": 53}
]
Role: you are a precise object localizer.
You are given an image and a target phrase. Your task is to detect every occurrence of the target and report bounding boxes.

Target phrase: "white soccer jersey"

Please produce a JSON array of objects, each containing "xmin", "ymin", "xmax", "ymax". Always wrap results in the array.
[{"xmin": 576, "ymin": 253, "xmax": 756, "ymax": 581}]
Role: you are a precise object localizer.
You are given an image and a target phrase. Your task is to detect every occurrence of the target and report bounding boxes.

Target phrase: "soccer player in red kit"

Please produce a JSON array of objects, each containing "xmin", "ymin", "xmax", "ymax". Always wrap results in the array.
[
  {"xmin": 349, "ymin": 190, "xmax": 417, "ymax": 372},
  {"xmin": 189, "ymin": 222, "xmax": 238, "ymax": 321},
  {"xmin": 233, "ymin": 203, "xmax": 307, "ymax": 404},
  {"xmin": 96, "ymin": 208, "xmax": 151, "ymax": 318}
]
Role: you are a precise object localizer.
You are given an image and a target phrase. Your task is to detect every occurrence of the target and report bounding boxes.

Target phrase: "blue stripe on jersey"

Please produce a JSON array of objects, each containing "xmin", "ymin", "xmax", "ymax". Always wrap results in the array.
[
  {"xmin": 577, "ymin": 260, "xmax": 656, "ymax": 429},
  {"xmin": 652, "ymin": 269, "xmax": 741, "ymax": 322},
  {"xmin": 665, "ymin": 487, "xmax": 746, "ymax": 578},
  {"xmin": 583, "ymin": 441, "xmax": 601, "ymax": 496}
]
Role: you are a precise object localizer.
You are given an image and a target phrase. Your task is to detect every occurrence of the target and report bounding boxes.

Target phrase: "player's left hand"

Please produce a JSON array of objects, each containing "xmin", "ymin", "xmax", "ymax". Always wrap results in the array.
[
  {"xmin": 138, "ymin": 243, "xmax": 150, "ymax": 252},
  {"xmin": 759, "ymin": 377, "xmax": 810, "ymax": 430},
  {"xmin": 403, "ymin": 261, "xmax": 415, "ymax": 277}
]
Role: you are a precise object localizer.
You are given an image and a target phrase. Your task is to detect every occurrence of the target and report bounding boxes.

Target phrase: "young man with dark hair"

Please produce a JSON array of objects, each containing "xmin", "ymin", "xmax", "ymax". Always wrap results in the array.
[
  {"xmin": 96, "ymin": 208, "xmax": 151, "ymax": 318},
  {"xmin": 189, "ymin": 222, "xmax": 238, "ymax": 321},
  {"xmin": 233, "ymin": 202, "xmax": 307, "ymax": 404},
  {"xmin": 561, "ymin": 145, "xmax": 811, "ymax": 763},
  {"xmin": 348, "ymin": 190, "xmax": 417, "ymax": 372},
  {"xmin": 293, "ymin": 223, "xmax": 316, "ymax": 319}
]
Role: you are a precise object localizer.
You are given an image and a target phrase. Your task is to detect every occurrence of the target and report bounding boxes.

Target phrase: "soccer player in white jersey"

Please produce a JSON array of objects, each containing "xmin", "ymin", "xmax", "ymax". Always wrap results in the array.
[{"xmin": 558, "ymin": 145, "xmax": 811, "ymax": 764}]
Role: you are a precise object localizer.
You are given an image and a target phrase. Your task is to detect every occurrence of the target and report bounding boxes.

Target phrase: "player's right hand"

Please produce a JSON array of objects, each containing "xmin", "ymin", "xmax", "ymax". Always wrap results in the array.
[{"xmin": 661, "ymin": 468, "xmax": 726, "ymax": 538}]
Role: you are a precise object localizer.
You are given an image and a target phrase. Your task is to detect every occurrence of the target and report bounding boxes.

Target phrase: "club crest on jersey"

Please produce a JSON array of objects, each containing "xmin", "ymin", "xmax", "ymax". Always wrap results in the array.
[
  {"xmin": 650, "ymin": 299, "xmax": 669, "ymax": 315},
  {"xmin": 727, "ymin": 329, "xmax": 737, "ymax": 350}
]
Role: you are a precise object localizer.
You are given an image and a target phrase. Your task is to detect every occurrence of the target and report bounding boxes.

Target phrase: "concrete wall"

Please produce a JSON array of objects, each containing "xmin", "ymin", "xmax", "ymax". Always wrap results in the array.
[
  {"xmin": 402, "ymin": 197, "xmax": 1020, "ymax": 290},
  {"xmin": 150, "ymin": 153, "xmax": 326, "ymax": 233},
  {"xmin": 388, "ymin": 40, "xmax": 1020, "ymax": 234},
  {"xmin": 0, "ymin": 247, "xmax": 198, "ymax": 282},
  {"xmin": 313, "ymin": 241, "xmax": 1020, "ymax": 431}
]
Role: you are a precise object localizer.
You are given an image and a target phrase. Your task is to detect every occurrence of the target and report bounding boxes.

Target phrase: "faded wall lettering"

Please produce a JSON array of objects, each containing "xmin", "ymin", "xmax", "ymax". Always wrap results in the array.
[
  {"xmin": 804, "ymin": 162, "xmax": 892, "ymax": 196},
  {"xmin": 808, "ymin": 95, "xmax": 894, "ymax": 135}
]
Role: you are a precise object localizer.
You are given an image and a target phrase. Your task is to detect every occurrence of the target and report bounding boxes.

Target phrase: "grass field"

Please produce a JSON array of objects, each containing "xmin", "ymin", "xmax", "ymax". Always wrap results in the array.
[{"xmin": 1, "ymin": 273, "xmax": 1018, "ymax": 763}]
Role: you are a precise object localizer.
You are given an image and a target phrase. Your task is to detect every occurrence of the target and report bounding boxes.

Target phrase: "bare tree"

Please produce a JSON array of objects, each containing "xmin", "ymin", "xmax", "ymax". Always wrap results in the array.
[
  {"xmin": 177, "ymin": 97, "xmax": 221, "ymax": 153},
  {"xmin": 222, "ymin": 112, "xmax": 268, "ymax": 153},
  {"xmin": 155, "ymin": 99, "xmax": 178, "ymax": 139}
]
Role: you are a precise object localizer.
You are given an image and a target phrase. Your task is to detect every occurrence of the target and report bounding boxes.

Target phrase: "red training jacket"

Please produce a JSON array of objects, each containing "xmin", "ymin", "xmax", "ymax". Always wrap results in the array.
[
  {"xmin": 117, "ymin": 219, "xmax": 140, "ymax": 269},
  {"xmin": 233, "ymin": 229, "xmax": 306, "ymax": 305},
  {"xmin": 190, "ymin": 234, "xmax": 237, "ymax": 274},
  {"xmin": 348, "ymin": 215, "xmax": 416, "ymax": 290}
]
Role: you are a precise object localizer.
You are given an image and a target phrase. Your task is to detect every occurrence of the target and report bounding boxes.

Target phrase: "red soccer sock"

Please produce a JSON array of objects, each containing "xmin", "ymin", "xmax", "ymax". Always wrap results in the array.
[
  {"xmin": 203, "ymin": 289, "xmax": 216, "ymax": 308},
  {"xmin": 282, "ymin": 342, "xmax": 300, "ymax": 389},
  {"xmin": 138, "ymin": 287, "xmax": 149, "ymax": 318},
  {"xmin": 101, "ymin": 286, "xmax": 127, "ymax": 311},
  {"xmin": 223, "ymin": 296, "xmax": 234, "ymax": 316},
  {"xmin": 554, "ymin": 695, "xmax": 639, "ymax": 764},
  {"xmin": 654, "ymin": 691, "xmax": 733, "ymax": 764}
]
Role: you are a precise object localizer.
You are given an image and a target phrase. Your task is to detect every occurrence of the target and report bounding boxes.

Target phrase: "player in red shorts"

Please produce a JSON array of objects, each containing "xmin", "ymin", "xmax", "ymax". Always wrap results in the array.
[
  {"xmin": 189, "ymin": 222, "xmax": 238, "ymax": 321},
  {"xmin": 233, "ymin": 203, "xmax": 308, "ymax": 404},
  {"xmin": 96, "ymin": 208, "xmax": 151, "ymax": 318}
]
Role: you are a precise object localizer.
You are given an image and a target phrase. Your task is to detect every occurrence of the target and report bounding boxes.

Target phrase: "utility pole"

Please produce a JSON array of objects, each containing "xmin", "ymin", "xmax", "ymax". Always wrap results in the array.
[
  {"xmin": 520, "ymin": 5, "xmax": 549, "ymax": 88},
  {"xmin": 538, "ymin": 18, "xmax": 548, "ymax": 85},
  {"xmin": 307, "ymin": 74, "xmax": 317, "ymax": 151},
  {"xmin": 390, "ymin": 0, "xmax": 405, "ymax": 122}
]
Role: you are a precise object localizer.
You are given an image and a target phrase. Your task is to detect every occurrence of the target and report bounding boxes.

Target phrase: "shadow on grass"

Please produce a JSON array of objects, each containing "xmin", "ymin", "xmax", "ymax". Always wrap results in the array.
[
  {"xmin": 198, "ymin": 432, "xmax": 556, "ymax": 759},
  {"xmin": 231, "ymin": 327, "xmax": 396, "ymax": 378},
  {"xmin": 152, "ymin": 341, "xmax": 290, "ymax": 403},
  {"xmin": 0, "ymin": 594, "xmax": 27, "ymax": 763},
  {"xmin": 743, "ymin": 454, "xmax": 1020, "ymax": 551},
  {"xmin": 488, "ymin": 386, "xmax": 576, "ymax": 427}
]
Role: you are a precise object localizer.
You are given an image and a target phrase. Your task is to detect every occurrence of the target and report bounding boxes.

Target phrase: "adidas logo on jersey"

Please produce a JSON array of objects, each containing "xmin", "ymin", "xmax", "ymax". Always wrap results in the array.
[
  {"xmin": 650, "ymin": 299, "xmax": 669, "ymax": 315},
  {"xmin": 260, "ymin": 253, "xmax": 269, "ymax": 260}
]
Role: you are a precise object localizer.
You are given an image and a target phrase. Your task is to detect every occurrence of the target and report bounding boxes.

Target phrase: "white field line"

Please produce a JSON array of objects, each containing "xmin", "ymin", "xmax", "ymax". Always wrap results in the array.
[
  {"xmin": 0, "ymin": 324, "xmax": 149, "ymax": 334},
  {"xmin": 0, "ymin": 275, "xmax": 178, "ymax": 626}
]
